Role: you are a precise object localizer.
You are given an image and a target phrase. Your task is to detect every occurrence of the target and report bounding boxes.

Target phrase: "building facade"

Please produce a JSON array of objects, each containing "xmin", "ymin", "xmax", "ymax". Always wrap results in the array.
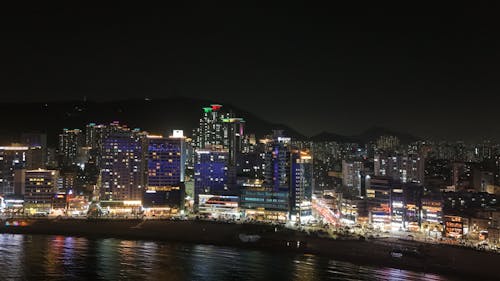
[
  {"xmin": 342, "ymin": 159, "xmax": 364, "ymax": 190},
  {"xmin": 24, "ymin": 169, "xmax": 59, "ymax": 214},
  {"xmin": 99, "ymin": 130, "xmax": 144, "ymax": 201},
  {"xmin": 374, "ymin": 154, "xmax": 424, "ymax": 183},
  {"xmin": 58, "ymin": 129, "xmax": 83, "ymax": 167},
  {"xmin": 194, "ymin": 148, "xmax": 231, "ymax": 206},
  {"xmin": 143, "ymin": 134, "xmax": 186, "ymax": 212}
]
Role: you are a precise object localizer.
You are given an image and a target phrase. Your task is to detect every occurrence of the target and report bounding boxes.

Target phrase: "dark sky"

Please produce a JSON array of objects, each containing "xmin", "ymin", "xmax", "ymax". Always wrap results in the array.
[{"xmin": 1, "ymin": 5, "xmax": 499, "ymax": 141}]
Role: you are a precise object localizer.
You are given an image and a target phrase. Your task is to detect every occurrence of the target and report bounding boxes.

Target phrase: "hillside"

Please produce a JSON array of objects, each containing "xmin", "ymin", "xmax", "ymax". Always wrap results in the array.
[
  {"xmin": 0, "ymin": 98, "xmax": 420, "ymax": 146},
  {"xmin": 0, "ymin": 97, "xmax": 305, "ymax": 146}
]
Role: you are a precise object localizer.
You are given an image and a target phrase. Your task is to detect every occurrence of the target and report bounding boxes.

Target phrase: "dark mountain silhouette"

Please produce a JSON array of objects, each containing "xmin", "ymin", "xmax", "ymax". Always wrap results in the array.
[
  {"xmin": 0, "ymin": 97, "xmax": 419, "ymax": 147},
  {"xmin": 0, "ymin": 97, "xmax": 306, "ymax": 146},
  {"xmin": 309, "ymin": 131, "xmax": 357, "ymax": 143}
]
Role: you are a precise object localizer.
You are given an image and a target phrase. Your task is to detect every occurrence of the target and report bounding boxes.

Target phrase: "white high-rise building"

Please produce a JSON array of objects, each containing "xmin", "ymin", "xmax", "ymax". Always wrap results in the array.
[
  {"xmin": 374, "ymin": 154, "xmax": 424, "ymax": 183},
  {"xmin": 342, "ymin": 160, "xmax": 364, "ymax": 190}
]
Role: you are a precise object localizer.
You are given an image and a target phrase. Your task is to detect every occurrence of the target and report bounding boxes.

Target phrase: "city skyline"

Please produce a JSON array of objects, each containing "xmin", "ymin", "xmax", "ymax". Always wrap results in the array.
[
  {"xmin": 1, "ymin": 5, "xmax": 499, "ymax": 280},
  {"xmin": 0, "ymin": 101, "xmax": 499, "ymax": 279}
]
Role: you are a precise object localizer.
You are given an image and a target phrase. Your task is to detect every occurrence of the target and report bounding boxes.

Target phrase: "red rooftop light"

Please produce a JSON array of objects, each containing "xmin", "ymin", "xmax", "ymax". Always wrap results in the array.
[{"xmin": 211, "ymin": 104, "xmax": 222, "ymax": 111}]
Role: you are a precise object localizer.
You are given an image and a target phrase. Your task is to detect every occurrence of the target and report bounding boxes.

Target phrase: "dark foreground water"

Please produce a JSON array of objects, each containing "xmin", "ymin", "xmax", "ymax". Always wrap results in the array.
[{"xmin": 0, "ymin": 234, "xmax": 454, "ymax": 281}]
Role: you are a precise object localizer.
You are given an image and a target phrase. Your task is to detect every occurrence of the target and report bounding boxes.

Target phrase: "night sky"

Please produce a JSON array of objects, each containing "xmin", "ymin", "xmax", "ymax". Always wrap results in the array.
[{"xmin": 1, "ymin": 5, "xmax": 499, "ymax": 141}]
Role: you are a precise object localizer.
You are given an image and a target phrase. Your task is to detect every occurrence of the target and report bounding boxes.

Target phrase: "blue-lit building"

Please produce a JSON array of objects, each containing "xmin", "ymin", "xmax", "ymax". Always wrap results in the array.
[
  {"xmin": 194, "ymin": 148, "xmax": 232, "ymax": 206},
  {"xmin": 237, "ymin": 151, "xmax": 265, "ymax": 179},
  {"xmin": 190, "ymin": 104, "xmax": 248, "ymax": 212},
  {"xmin": 99, "ymin": 130, "xmax": 144, "ymax": 201},
  {"xmin": 143, "ymin": 133, "xmax": 186, "ymax": 211},
  {"xmin": 240, "ymin": 132, "xmax": 314, "ymax": 223},
  {"xmin": 263, "ymin": 133, "xmax": 291, "ymax": 192}
]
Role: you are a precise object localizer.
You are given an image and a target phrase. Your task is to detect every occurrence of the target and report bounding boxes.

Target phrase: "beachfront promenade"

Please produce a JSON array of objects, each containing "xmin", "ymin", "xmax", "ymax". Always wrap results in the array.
[{"xmin": 0, "ymin": 218, "xmax": 499, "ymax": 280}]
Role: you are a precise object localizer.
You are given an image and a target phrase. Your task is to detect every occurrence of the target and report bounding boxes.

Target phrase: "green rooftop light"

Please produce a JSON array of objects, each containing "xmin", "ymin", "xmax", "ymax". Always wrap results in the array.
[{"xmin": 203, "ymin": 107, "xmax": 213, "ymax": 113}]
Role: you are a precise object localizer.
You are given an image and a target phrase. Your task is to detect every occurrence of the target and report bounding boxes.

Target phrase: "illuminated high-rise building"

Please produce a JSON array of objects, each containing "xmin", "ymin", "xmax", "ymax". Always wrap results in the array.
[
  {"xmin": 0, "ymin": 145, "xmax": 29, "ymax": 195},
  {"xmin": 263, "ymin": 131, "xmax": 291, "ymax": 192},
  {"xmin": 146, "ymin": 133, "xmax": 186, "ymax": 187},
  {"xmin": 342, "ymin": 159, "xmax": 364, "ymax": 190},
  {"xmin": 59, "ymin": 128, "xmax": 83, "ymax": 167},
  {"xmin": 374, "ymin": 154, "xmax": 424, "ymax": 183},
  {"xmin": 192, "ymin": 104, "xmax": 244, "ymax": 161},
  {"xmin": 194, "ymin": 148, "xmax": 230, "ymax": 205},
  {"xmin": 237, "ymin": 151, "xmax": 265, "ymax": 179},
  {"xmin": 143, "ymin": 132, "xmax": 186, "ymax": 210},
  {"xmin": 375, "ymin": 135, "xmax": 400, "ymax": 152},
  {"xmin": 99, "ymin": 129, "xmax": 145, "ymax": 201},
  {"xmin": 290, "ymin": 149, "xmax": 313, "ymax": 222},
  {"xmin": 241, "ymin": 134, "xmax": 256, "ymax": 154},
  {"xmin": 24, "ymin": 169, "xmax": 59, "ymax": 213},
  {"xmin": 221, "ymin": 117, "xmax": 244, "ymax": 165},
  {"xmin": 85, "ymin": 121, "xmax": 134, "ymax": 168},
  {"xmin": 192, "ymin": 104, "xmax": 244, "ymax": 200},
  {"xmin": 193, "ymin": 104, "xmax": 225, "ymax": 150},
  {"xmin": 243, "ymin": 131, "xmax": 314, "ymax": 223},
  {"xmin": 85, "ymin": 123, "xmax": 107, "ymax": 149}
]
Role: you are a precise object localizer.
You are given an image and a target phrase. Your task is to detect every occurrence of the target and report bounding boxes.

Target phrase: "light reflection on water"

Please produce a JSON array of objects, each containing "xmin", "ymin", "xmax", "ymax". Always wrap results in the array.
[{"xmin": 0, "ymin": 234, "xmax": 455, "ymax": 281}]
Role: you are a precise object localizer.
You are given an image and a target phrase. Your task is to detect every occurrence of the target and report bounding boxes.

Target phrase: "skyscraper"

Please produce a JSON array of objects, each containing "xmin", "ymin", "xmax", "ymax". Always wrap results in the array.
[
  {"xmin": 192, "ymin": 104, "xmax": 244, "ymax": 161},
  {"xmin": 290, "ymin": 150, "xmax": 313, "ymax": 222},
  {"xmin": 99, "ymin": 129, "xmax": 144, "ymax": 201},
  {"xmin": 59, "ymin": 128, "xmax": 83, "ymax": 167},
  {"xmin": 85, "ymin": 123, "xmax": 108, "ymax": 149},
  {"xmin": 194, "ymin": 148, "xmax": 230, "ymax": 205},
  {"xmin": 221, "ymin": 117, "xmax": 244, "ymax": 165},
  {"xmin": 374, "ymin": 154, "xmax": 424, "ymax": 183},
  {"xmin": 342, "ymin": 159, "xmax": 364, "ymax": 190},
  {"xmin": 193, "ymin": 104, "xmax": 225, "ymax": 150},
  {"xmin": 143, "ymin": 132, "xmax": 186, "ymax": 211},
  {"xmin": 192, "ymin": 104, "xmax": 244, "ymax": 205},
  {"xmin": 239, "ymin": 138, "xmax": 288, "ymax": 222},
  {"xmin": 247, "ymin": 131, "xmax": 315, "ymax": 223},
  {"xmin": 263, "ymin": 132, "xmax": 291, "ymax": 192},
  {"xmin": 0, "ymin": 145, "xmax": 29, "ymax": 195},
  {"xmin": 375, "ymin": 135, "xmax": 400, "ymax": 152}
]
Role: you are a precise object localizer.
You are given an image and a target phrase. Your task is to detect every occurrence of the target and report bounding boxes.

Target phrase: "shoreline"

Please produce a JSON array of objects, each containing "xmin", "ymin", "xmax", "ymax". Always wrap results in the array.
[{"xmin": 1, "ymin": 219, "xmax": 498, "ymax": 280}]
